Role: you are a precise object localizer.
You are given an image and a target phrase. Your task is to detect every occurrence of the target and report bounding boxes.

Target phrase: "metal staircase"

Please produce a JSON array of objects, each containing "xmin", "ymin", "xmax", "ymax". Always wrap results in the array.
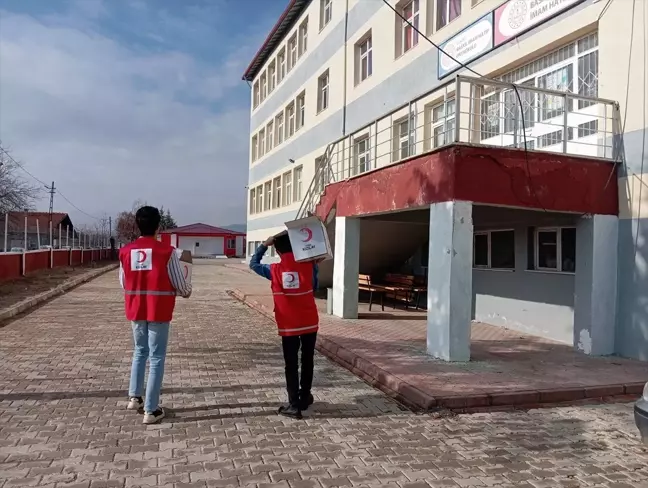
[{"xmin": 295, "ymin": 142, "xmax": 336, "ymax": 220}]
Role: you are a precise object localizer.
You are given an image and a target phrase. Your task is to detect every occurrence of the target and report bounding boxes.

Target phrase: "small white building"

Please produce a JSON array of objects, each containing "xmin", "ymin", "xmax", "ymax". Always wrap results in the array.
[{"xmin": 159, "ymin": 223, "xmax": 245, "ymax": 258}]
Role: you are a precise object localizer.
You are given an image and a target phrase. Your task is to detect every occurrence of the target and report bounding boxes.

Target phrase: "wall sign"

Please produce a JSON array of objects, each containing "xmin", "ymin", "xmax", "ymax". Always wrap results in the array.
[
  {"xmin": 438, "ymin": 13, "xmax": 494, "ymax": 79},
  {"xmin": 494, "ymin": 0, "xmax": 582, "ymax": 47}
]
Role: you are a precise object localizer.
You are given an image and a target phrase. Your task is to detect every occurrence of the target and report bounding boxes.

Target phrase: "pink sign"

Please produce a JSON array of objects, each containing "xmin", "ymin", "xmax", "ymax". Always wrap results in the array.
[{"xmin": 494, "ymin": 0, "xmax": 582, "ymax": 47}]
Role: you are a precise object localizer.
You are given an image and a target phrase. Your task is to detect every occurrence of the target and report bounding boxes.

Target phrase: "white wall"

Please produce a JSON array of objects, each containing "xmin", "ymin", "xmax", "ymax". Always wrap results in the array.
[{"xmin": 178, "ymin": 236, "xmax": 224, "ymax": 257}]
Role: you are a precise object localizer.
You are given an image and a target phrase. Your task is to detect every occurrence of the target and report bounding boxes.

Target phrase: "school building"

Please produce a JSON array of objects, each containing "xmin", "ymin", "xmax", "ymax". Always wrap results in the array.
[{"xmin": 242, "ymin": 0, "xmax": 648, "ymax": 361}]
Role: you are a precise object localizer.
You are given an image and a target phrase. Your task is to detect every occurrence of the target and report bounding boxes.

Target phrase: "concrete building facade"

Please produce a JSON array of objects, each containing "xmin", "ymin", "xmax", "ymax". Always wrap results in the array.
[{"xmin": 242, "ymin": 0, "xmax": 648, "ymax": 361}]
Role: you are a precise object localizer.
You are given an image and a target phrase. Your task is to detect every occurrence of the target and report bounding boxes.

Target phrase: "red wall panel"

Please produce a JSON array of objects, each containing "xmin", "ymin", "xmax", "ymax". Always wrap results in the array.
[
  {"xmin": 0, "ymin": 254, "xmax": 22, "ymax": 281},
  {"xmin": 24, "ymin": 251, "xmax": 50, "ymax": 275}
]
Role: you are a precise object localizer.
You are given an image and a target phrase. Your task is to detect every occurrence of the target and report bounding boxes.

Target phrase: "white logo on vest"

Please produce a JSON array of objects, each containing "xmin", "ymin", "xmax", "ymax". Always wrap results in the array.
[
  {"xmin": 282, "ymin": 272, "xmax": 300, "ymax": 290},
  {"xmin": 131, "ymin": 248, "xmax": 153, "ymax": 271}
]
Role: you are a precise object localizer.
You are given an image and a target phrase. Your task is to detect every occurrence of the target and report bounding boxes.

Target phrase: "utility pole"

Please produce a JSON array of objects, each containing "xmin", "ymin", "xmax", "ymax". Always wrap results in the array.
[{"xmin": 46, "ymin": 181, "xmax": 55, "ymax": 246}]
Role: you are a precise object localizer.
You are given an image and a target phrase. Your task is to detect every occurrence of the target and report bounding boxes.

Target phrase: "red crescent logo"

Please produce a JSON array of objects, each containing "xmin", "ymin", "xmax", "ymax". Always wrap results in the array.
[
  {"xmin": 137, "ymin": 250, "xmax": 147, "ymax": 263},
  {"xmin": 300, "ymin": 227, "xmax": 313, "ymax": 242},
  {"xmin": 286, "ymin": 273, "xmax": 295, "ymax": 282}
]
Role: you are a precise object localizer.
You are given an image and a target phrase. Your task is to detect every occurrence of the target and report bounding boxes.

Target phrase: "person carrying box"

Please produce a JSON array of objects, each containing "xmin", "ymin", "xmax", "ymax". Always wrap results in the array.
[
  {"xmin": 249, "ymin": 232, "xmax": 319, "ymax": 419},
  {"xmin": 119, "ymin": 206, "xmax": 192, "ymax": 424}
]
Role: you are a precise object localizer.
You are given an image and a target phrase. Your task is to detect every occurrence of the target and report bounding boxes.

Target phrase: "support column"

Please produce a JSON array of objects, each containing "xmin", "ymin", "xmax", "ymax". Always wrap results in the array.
[
  {"xmin": 574, "ymin": 214, "xmax": 618, "ymax": 355},
  {"xmin": 426, "ymin": 201, "xmax": 473, "ymax": 361},
  {"xmin": 332, "ymin": 216, "xmax": 360, "ymax": 319}
]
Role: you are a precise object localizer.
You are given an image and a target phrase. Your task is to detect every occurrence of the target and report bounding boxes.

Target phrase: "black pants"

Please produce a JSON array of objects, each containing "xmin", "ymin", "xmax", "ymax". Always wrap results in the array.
[{"xmin": 281, "ymin": 332, "xmax": 317, "ymax": 407}]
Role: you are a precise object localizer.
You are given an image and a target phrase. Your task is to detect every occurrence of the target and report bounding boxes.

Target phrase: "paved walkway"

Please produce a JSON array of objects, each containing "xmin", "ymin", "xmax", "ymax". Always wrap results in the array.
[
  {"xmin": 0, "ymin": 262, "xmax": 647, "ymax": 488},
  {"xmin": 227, "ymin": 263, "xmax": 647, "ymax": 410}
]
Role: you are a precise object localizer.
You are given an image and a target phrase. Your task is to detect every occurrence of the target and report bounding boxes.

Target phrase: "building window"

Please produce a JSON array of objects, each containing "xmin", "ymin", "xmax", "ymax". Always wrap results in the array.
[
  {"xmin": 320, "ymin": 0, "xmax": 332, "ymax": 29},
  {"xmin": 255, "ymin": 185, "xmax": 263, "ymax": 214},
  {"xmin": 248, "ymin": 241, "xmax": 255, "ymax": 256},
  {"xmin": 288, "ymin": 35, "xmax": 298, "ymax": 71},
  {"xmin": 258, "ymin": 128, "xmax": 265, "ymax": 157},
  {"xmin": 529, "ymin": 227, "xmax": 576, "ymax": 273},
  {"xmin": 353, "ymin": 137, "xmax": 371, "ymax": 175},
  {"xmin": 296, "ymin": 92, "xmax": 306, "ymax": 130},
  {"xmin": 298, "ymin": 18, "xmax": 308, "ymax": 57},
  {"xmin": 356, "ymin": 35, "xmax": 372, "ymax": 84},
  {"xmin": 437, "ymin": 0, "xmax": 461, "ymax": 31},
  {"xmin": 277, "ymin": 49, "xmax": 286, "ymax": 83},
  {"xmin": 249, "ymin": 188, "xmax": 255, "ymax": 214},
  {"xmin": 227, "ymin": 238, "xmax": 236, "ymax": 249},
  {"xmin": 286, "ymin": 102, "xmax": 296, "ymax": 138},
  {"xmin": 253, "ymin": 82, "xmax": 260, "ymax": 108},
  {"xmin": 294, "ymin": 165, "xmax": 303, "ymax": 201},
  {"xmin": 429, "ymin": 98, "xmax": 455, "ymax": 149},
  {"xmin": 394, "ymin": 117, "xmax": 414, "ymax": 160},
  {"xmin": 266, "ymin": 121, "xmax": 274, "ymax": 151},
  {"xmin": 273, "ymin": 176, "xmax": 282, "ymax": 209},
  {"xmin": 275, "ymin": 113, "xmax": 285, "ymax": 144},
  {"xmin": 251, "ymin": 135, "xmax": 258, "ymax": 161},
  {"xmin": 264, "ymin": 181, "xmax": 272, "ymax": 211},
  {"xmin": 317, "ymin": 70, "xmax": 329, "ymax": 113},
  {"xmin": 260, "ymin": 72, "xmax": 267, "ymax": 102},
  {"xmin": 473, "ymin": 230, "xmax": 515, "ymax": 269},
  {"xmin": 400, "ymin": 0, "xmax": 419, "ymax": 55},
  {"xmin": 268, "ymin": 61, "xmax": 276, "ymax": 93},
  {"xmin": 282, "ymin": 171, "xmax": 293, "ymax": 206}
]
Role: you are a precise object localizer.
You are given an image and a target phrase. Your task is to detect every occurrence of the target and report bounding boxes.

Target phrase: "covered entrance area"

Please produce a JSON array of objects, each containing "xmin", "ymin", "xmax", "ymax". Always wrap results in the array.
[{"xmin": 330, "ymin": 202, "xmax": 618, "ymax": 362}]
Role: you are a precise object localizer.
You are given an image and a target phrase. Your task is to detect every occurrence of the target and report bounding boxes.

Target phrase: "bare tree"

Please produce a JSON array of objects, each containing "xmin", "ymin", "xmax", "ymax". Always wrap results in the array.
[{"xmin": 0, "ymin": 144, "xmax": 40, "ymax": 214}]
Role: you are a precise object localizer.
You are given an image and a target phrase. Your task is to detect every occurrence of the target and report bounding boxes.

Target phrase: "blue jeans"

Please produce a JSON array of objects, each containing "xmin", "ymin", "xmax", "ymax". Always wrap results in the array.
[{"xmin": 128, "ymin": 321, "xmax": 170, "ymax": 413}]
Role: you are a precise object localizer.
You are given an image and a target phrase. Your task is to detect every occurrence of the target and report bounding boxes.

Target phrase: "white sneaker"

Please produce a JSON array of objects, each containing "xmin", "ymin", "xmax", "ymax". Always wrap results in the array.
[
  {"xmin": 143, "ymin": 408, "xmax": 165, "ymax": 424},
  {"xmin": 127, "ymin": 397, "xmax": 143, "ymax": 411}
]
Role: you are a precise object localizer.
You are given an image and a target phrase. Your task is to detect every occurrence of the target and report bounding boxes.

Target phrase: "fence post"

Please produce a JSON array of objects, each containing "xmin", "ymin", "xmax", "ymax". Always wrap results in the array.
[
  {"xmin": 23, "ymin": 216, "xmax": 27, "ymax": 276},
  {"xmin": 49, "ymin": 220, "xmax": 53, "ymax": 268},
  {"xmin": 36, "ymin": 219, "xmax": 41, "ymax": 249},
  {"xmin": 3, "ymin": 213, "xmax": 7, "ymax": 252}
]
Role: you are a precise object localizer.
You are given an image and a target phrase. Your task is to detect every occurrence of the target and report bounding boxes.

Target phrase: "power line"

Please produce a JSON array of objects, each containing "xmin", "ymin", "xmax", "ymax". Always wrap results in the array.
[{"xmin": 0, "ymin": 145, "xmax": 101, "ymax": 220}]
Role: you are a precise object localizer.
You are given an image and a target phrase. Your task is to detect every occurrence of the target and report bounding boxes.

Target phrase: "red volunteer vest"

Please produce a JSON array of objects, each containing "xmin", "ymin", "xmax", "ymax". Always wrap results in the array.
[
  {"xmin": 119, "ymin": 237, "xmax": 176, "ymax": 322},
  {"xmin": 270, "ymin": 252, "xmax": 319, "ymax": 337}
]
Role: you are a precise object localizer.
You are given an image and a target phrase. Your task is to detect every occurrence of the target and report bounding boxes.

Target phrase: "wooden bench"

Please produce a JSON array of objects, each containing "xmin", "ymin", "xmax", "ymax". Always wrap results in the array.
[
  {"xmin": 381, "ymin": 273, "xmax": 416, "ymax": 310},
  {"xmin": 358, "ymin": 274, "xmax": 385, "ymax": 311}
]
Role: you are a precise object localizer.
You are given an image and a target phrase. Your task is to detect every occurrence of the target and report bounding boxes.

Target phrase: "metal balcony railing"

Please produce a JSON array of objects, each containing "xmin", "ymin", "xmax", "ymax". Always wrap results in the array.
[{"xmin": 297, "ymin": 75, "xmax": 621, "ymax": 220}]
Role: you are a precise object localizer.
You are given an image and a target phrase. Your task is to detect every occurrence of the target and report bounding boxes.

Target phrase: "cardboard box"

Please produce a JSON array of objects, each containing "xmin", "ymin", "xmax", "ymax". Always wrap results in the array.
[
  {"xmin": 284, "ymin": 216, "xmax": 332, "ymax": 262},
  {"xmin": 176, "ymin": 249, "xmax": 193, "ymax": 285}
]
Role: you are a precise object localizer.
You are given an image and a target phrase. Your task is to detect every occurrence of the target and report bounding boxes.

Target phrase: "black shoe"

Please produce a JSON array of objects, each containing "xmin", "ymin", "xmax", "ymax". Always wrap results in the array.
[
  {"xmin": 278, "ymin": 404, "xmax": 303, "ymax": 419},
  {"xmin": 300, "ymin": 393, "xmax": 314, "ymax": 411}
]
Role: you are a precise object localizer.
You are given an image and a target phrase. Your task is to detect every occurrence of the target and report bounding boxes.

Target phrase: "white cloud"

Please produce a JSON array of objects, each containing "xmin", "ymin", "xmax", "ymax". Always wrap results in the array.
[{"xmin": 0, "ymin": 6, "xmax": 255, "ymax": 227}]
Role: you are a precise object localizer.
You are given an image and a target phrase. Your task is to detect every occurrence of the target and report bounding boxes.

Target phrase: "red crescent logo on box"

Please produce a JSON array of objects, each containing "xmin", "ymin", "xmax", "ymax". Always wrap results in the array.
[
  {"xmin": 300, "ymin": 227, "xmax": 313, "ymax": 242},
  {"xmin": 286, "ymin": 273, "xmax": 295, "ymax": 283},
  {"xmin": 137, "ymin": 250, "xmax": 147, "ymax": 263}
]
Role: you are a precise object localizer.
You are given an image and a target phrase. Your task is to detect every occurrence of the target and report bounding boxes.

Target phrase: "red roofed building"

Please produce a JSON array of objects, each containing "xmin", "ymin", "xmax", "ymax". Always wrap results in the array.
[{"xmin": 159, "ymin": 223, "xmax": 246, "ymax": 258}]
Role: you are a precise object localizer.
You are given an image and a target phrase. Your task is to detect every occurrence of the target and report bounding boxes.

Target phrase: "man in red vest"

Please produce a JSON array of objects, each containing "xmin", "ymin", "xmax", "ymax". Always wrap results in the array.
[
  {"xmin": 249, "ymin": 232, "xmax": 319, "ymax": 419},
  {"xmin": 119, "ymin": 206, "xmax": 191, "ymax": 424}
]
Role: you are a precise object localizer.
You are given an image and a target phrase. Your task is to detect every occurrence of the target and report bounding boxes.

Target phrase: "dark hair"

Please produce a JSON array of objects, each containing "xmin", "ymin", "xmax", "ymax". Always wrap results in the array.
[
  {"xmin": 274, "ymin": 233, "xmax": 292, "ymax": 254},
  {"xmin": 135, "ymin": 206, "xmax": 161, "ymax": 237}
]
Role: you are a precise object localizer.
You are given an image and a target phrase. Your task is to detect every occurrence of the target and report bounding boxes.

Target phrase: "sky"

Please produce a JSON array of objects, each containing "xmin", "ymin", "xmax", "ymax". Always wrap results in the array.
[{"xmin": 0, "ymin": 0, "xmax": 287, "ymax": 227}]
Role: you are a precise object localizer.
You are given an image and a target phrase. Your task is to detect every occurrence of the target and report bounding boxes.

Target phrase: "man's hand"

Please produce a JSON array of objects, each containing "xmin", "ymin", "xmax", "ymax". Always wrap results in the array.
[{"xmin": 263, "ymin": 236, "xmax": 275, "ymax": 247}]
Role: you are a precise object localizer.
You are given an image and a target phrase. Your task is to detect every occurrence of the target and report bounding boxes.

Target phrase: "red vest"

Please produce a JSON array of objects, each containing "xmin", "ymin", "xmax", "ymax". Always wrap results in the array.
[
  {"xmin": 270, "ymin": 252, "xmax": 319, "ymax": 337},
  {"xmin": 119, "ymin": 237, "xmax": 176, "ymax": 322}
]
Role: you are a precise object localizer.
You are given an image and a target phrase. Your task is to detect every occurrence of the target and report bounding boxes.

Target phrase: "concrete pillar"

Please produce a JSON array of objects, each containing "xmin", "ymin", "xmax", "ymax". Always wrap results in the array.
[
  {"xmin": 332, "ymin": 217, "xmax": 360, "ymax": 319},
  {"xmin": 426, "ymin": 201, "xmax": 473, "ymax": 361},
  {"xmin": 574, "ymin": 214, "xmax": 618, "ymax": 355}
]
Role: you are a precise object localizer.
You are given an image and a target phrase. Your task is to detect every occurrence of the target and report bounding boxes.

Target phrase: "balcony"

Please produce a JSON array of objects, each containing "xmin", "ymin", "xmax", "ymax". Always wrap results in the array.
[{"xmin": 298, "ymin": 75, "xmax": 621, "ymax": 220}]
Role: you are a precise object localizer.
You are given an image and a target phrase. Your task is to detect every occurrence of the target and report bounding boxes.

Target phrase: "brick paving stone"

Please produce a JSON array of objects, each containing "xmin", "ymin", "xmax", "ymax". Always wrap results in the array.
[{"xmin": 0, "ymin": 262, "xmax": 647, "ymax": 488}]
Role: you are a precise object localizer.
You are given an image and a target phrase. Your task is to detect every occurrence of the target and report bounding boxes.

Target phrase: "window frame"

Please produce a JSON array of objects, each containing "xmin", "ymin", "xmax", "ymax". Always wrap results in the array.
[
  {"xmin": 288, "ymin": 34, "xmax": 298, "ymax": 71},
  {"xmin": 357, "ymin": 35, "xmax": 373, "ymax": 84},
  {"xmin": 429, "ymin": 97, "xmax": 456, "ymax": 150},
  {"xmin": 253, "ymin": 81, "xmax": 260, "ymax": 108},
  {"xmin": 266, "ymin": 121, "xmax": 274, "ymax": 151},
  {"xmin": 255, "ymin": 185, "xmax": 263, "ymax": 214},
  {"xmin": 277, "ymin": 49, "xmax": 287, "ymax": 83},
  {"xmin": 298, "ymin": 18, "xmax": 308, "ymax": 57},
  {"xmin": 286, "ymin": 102, "xmax": 296, "ymax": 138},
  {"xmin": 258, "ymin": 128, "xmax": 265, "ymax": 158},
  {"xmin": 296, "ymin": 92, "xmax": 306, "ymax": 130},
  {"xmin": 226, "ymin": 238, "xmax": 236, "ymax": 249},
  {"xmin": 275, "ymin": 113, "xmax": 285, "ymax": 145},
  {"xmin": 272, "ymin": 176, "xmax": 282, "ymax": 209},
  {"xmin": 317, "ymin": 70, "xmax": 330, "ymax": 113},
  {"xmin": 249, "ymin": 188, "xmax": 256, "ymax": 215},
  {"xmin": 436, "ymin": 0, "xmax": 462, "ymax": 31},
  {"xmin": 264, "ymin": 181, "xmax": 272, "ymax": 212},
  {"xmin": 268, "ymin": 60, "xmax": 276, "ymax": 93},
  {"xmin": 394, "ymin": 116, "xmax": 414, "ymax": 161},
  {"xmin": 282, "ymin": 171, "xmax": 293, "ymax": 206},
  {"xmin": 320, "ymin": 0, "xmax": 332, "ymax": 30},
  {"xmin": 400, "ymin": 0, "xmax": 419, "ymax": 55},
  {"xmin": 251, "ymin": 135, "xmax": 258, "ymax": 162},
  {"xmin": 260, "ymin": 72, "xmax": 267, "ymax": 102},
  {"xmin": 353, "ymin": 136, "xmax": 371, "ymax": 175},
  {"xmin": 533, "ymin": 227, "xmax": 576, "ymax": 273},
  {"xmin": 472, "ymin": 229, "xmax": 516, "ymax": 270},
  {"xmin": 293, "ymin": 165, "xmax": 303, "ymax": 201}
]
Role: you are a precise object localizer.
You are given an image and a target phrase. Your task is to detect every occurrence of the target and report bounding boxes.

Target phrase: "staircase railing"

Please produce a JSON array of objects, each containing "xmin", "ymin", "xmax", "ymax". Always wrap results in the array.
[{"xmin": 295, "ymin": 142, "xmax": 336, "ymax": 219}]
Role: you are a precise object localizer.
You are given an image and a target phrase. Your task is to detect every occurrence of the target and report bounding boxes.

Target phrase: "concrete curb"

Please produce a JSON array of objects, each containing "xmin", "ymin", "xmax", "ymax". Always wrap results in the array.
[
  {"xmin": 229, "ymin": 287, "xmax": 644, "ymax": 412},
  {"xmin": 0, "ymin": 263, "xmax": 119, "ymax": 323}
]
